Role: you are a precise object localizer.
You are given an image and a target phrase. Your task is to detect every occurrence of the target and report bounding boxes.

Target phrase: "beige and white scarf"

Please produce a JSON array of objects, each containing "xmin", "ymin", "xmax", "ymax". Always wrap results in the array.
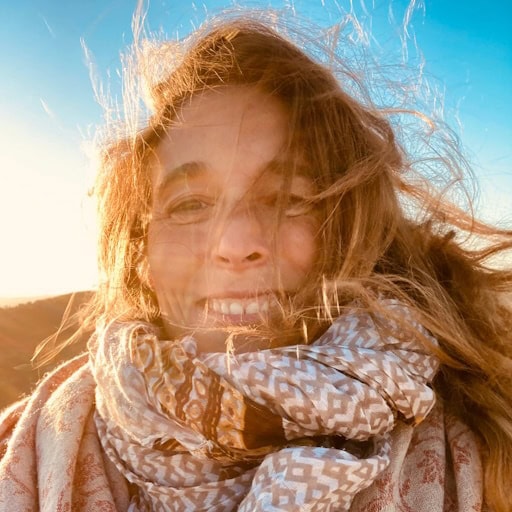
[{"xmin": 0, "ymin": 302, "xmax": 487, "ymax": 511}]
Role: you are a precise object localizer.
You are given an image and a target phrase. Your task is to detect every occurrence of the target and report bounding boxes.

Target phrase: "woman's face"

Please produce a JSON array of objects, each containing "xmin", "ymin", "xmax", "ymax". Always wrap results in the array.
[{"xmin": 147, "ymin": 86, "xmax": 319, "ymax": 352}]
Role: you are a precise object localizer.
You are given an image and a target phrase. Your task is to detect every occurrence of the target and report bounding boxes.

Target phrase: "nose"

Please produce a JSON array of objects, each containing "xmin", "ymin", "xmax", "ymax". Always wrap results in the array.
[{"xmin": 211, "ymin": 207, "xmax": 270, "ymax": 270}]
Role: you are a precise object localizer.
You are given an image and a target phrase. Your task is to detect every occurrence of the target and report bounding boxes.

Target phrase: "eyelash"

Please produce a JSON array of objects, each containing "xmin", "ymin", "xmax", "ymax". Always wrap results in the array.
[
  {"xmin": 281, "ymin": 194, "xmax": 314, "ymax": 216},
  {"xmin": 160, "ymin": 193, "xmax": 314, "ymax": 224},
  {"xmin": 161, "ymin": 196, "xmax": 213, "ymax": 223}
]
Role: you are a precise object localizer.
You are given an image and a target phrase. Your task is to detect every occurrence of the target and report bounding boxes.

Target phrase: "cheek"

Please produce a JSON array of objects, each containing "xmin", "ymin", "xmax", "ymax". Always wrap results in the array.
[
  {"xmin": 278, "ymin": 218, "xmax": 319, "ymax": 279},
  {"xmin": 147, "ymin": 222, "xmax": 207, "ymax": 291}
]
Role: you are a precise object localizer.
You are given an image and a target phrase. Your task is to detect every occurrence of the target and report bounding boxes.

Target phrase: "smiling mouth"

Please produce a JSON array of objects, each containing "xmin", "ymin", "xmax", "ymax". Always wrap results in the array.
[{"xmin": 202, "ymin": 294, "xmax": 279, "ymax": 323}]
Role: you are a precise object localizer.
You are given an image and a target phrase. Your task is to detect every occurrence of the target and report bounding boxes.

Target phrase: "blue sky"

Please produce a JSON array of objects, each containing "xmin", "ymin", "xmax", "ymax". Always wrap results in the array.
[{"xmin": 1, "ymin": 0, "xmax": 511, "ymax": 297}]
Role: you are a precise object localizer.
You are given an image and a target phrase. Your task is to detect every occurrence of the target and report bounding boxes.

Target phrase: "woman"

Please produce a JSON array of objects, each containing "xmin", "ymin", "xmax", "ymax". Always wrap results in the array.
[{"xmin": 1, "ymin": 15, "xmax": 511, "ymax": 512}]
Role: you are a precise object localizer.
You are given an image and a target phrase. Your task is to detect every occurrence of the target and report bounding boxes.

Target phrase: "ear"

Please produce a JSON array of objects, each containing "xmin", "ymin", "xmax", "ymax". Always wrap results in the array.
[
  {"xmin": 147, "ymin": 269, "xmax": 155, "ymax": 290},
  {"xmin": 136, "ymin": 257, "xmax": 155, "ymax": 290}
]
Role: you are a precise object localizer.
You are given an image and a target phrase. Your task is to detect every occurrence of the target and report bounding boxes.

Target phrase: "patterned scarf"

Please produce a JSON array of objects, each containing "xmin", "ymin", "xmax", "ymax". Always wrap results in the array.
[
  {"xmin": 0, "ymin": 301, "xmax": 488, "ymax": 511},
  {"xmin": 90, "ymin": 302, "xmax": 438, "ymax": 511}
]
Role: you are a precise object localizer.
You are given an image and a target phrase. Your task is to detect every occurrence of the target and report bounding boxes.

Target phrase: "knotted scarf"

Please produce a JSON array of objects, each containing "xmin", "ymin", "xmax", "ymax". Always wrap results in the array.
[{"xmin": 0, "ymin": 301, "xmax": 487, "ymax": 511}]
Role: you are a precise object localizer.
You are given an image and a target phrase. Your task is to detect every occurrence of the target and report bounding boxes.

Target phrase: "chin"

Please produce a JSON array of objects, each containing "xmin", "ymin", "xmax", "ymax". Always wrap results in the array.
[{"xmin": 161, "ymin": 310, "xmax": 302, "ymax": 354}]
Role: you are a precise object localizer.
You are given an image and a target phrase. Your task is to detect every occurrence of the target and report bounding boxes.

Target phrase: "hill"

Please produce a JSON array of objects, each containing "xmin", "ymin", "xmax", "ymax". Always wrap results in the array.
[{"xmin": 0, "ymin": 292, "xmax": 93, "ymax": 409}]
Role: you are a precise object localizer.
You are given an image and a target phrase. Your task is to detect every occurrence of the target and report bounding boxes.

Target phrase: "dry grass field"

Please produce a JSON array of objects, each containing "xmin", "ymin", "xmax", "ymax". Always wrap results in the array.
[{"xmin": 0, "ymin": 292, "xmax": 92, "ymax": 409}]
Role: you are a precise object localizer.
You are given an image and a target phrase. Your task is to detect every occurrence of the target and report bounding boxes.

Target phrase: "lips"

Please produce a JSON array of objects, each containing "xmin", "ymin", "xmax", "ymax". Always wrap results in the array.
[
  {"xmin": 200, "ymin": 293, "xmax": 278, "ymax": 324},
  {"xmin": 209, "ymin": 296, "xmax": 270, "ymax": 315}
]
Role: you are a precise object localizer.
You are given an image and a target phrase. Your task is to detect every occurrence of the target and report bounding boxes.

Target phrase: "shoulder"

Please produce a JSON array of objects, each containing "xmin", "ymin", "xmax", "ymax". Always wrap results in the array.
[
  {"xmin": 0, "ymin": 353, "xmax": 129, "ymax": 511},
  {"xmin": 0, "ymin": 353, "xmax": 92, "ymax": 462}
]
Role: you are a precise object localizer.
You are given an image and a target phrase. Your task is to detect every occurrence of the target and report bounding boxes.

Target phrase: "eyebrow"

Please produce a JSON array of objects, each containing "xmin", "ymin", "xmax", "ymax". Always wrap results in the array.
[
  {"xmin": 154, "ymin": 161, "xmax": 209, "ymax": 202},
  {"xmin": 266, "ymin": 159, "xmax": 311, "ymax": 178},
  {"xmin": 154, "ymin": 158, "xmax": 312, "ymax": 202}
]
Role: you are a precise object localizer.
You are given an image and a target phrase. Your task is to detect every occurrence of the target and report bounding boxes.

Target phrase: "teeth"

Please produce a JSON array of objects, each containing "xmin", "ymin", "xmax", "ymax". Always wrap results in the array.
[
  {"xmin": 229, "ymin": 302, "xmax": 243, "ymax": 315},
  {"xmin": 208, "ymin": 297, "xmax": 271, "ymax": 316},
  {"xmin": 245, "ymin": 301, "xmax": 259, "ymax": 314}
]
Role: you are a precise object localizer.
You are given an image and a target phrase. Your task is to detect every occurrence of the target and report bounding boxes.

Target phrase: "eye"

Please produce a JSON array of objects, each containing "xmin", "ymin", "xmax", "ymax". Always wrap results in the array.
[
  {"xmin": 259, "ymin": 193, "xmax": 314, "ymax": 217},
  {"xmin": 161, "ymin": 196, "xmax": 213, "ymax": 224},
  {"xmin": 284, "ymin": 194, "xmax": 314, "ymax": 217}
]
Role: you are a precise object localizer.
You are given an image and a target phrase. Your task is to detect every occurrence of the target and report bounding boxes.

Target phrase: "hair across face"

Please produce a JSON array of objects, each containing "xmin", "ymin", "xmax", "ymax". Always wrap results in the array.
[{"xmin": 149, "ymin": 21, "xmax": 405, "ymax": 271}]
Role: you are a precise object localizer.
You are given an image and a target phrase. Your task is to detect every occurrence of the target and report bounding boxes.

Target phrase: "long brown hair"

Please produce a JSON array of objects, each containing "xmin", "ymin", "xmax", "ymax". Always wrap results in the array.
[{"xmin": 36, "ymin": 15, "xmax": 512, "ymax": 511}]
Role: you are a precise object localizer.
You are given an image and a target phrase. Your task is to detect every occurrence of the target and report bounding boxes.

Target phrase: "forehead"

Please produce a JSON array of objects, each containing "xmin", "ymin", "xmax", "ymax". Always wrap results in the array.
[
  {"xmin": 151, "ymin": 86, "xmax": 293, "ymax": 189},
  {"xmin": 174, "ymin": 86, "xmax": 286, "ymax": 129}
]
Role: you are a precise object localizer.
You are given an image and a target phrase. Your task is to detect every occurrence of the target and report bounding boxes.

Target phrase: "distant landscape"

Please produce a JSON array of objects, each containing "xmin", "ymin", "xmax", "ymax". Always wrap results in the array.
[
  {"xmin": 0, "ymin": 292, "xmax": 92, "ymax": 409},
  {"xmin": 0, "ymin": 295, "xmax": 54, "ymax": 308}
]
